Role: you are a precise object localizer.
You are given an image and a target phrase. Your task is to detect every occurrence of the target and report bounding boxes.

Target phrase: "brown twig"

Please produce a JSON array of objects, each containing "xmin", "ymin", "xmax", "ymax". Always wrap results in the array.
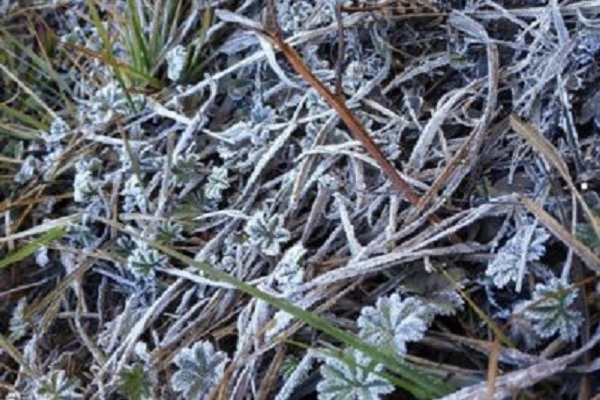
[
  {"xmin": 334, "ymin": 1, "xmax": 345, "ymax": 99},
  {"xmin": 262, "ymin": 3, "xmax": 438, "ymax": 222}
]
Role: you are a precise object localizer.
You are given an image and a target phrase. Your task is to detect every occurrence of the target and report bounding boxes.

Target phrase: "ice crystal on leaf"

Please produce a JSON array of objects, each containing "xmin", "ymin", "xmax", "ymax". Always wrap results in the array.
[
  {"xmin": 204, "ymin": 166, "xmax": 229, "ymax": 202},
  {"xmin": 166, "ymin": 45, "xmax": 188, "ymax": 81},
  {"xmin": 317, "ymin": 349, "xmax": 393, "ymax": 400},
  {"xmin": 244, "ymin": 211, "xmax": 290, "ymax": 256},
  {"xmin": 86, "ymin": 82, "xmax": 135, "ymax": 124},
  {"xmin": 509, "ymin": 301, "xmax": 542, "ymax": 350},
  {"xmin": 524, "ymin": 277, "xmax": 583, "ymax": 342},
  {"xmin": 14, "ymin": 155, "xmax": 40, "ymax": 183},
  {"xmin": 272, "ymin": 243, "xmax": 306, "ymax": 296},
  {"xmin": 73, "ymin": 159, "xmax": 100, "ymax": 204},
  {"xmin": 156, "ymin": 220, "xmax": 184, "ymax": 245},
  {"xmin": 170, "ymin": 341, "xmax": 229, "ymax": 400},
  {"xmin": 126, "ymin": 241, "xmax": 168, "ymax": 278},
  {"xmin": 42, "ymin": 117, "xmax": 70, "ymax": 144},
  {"xmin": 34, "ymin": 370, "xmax": 83, "ymax": 400},
  {"xmin": 9, "ymin": 297, "xmax": 29, "ymax": 341},
  {"xmin": 35, "ymin": 246, "xmax": 50, "ymax": 267},
  {"xmin": 122, "ymin": 175, "xmax": 147, "ymax": 213},
  {"xmin": 172, "ymin": 153, "xmax": 201, "ymax": 187},
  {"xmin": 357, "ymin": 293, "xmax": 432, "ymax": 356},
  {"xmin": 486, "ymin": 224, "xmax": 550, "ymax": 289}
]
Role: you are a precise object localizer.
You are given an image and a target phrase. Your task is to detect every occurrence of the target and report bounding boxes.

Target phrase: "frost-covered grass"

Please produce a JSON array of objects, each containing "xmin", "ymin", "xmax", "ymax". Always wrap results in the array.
[{"xmin": 1, "ymin": 0, "xmax": 600, "ymax": 399}]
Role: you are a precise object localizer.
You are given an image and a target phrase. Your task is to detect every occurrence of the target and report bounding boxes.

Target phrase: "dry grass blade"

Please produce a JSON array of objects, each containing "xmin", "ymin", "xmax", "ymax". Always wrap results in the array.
[
  {"xmin": 442, "ymin": 325, "xmax": 600, "ymax": 400},
  {"xmin": 510, "ymin": 115, "xmax": 600, "ymax": 244},
  {"xmin": 519, "ymin": 196, "xmax": 600, "ymax": 273}
]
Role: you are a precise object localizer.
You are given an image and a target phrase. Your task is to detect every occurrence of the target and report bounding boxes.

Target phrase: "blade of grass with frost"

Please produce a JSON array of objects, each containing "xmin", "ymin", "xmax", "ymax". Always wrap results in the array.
[
  {"xmin": 0, "ymin": 226, "xmax": 67, "ymax": 270},
  {"xmin": 21, "ymin": 24, "xmax": 75, "ymax": 112},
  {"xmin": 0, "ymin": 62, "xmax": 58, "ymax": 119},
  {"xmin": 510, "ymin": 115, "xmax": 600, "ymax": 244},
  {"xmin": 126, "ymin": 0, "xmax": 151, "ymax": 74},
  {"xmin": 0, "ymin": 103, "xmax": 48, "ymax": 132},
  {"xmin": 86, "ymin": 0, "xmax": 137, "ymax": 111},
  {"xmin": 2, "ymin": 28, "xmax": 72, "ymax": 99},
  {"xmin": 0, "ymin": 333, "xmax": 31, "ymax": 375},
  {"xmin": 185, "ymin": 7, "xmax": 213, "ymax": 79},
  {"xmin": 0, "ymin": 124, "xmax": 40, "ymax": 140},
  {"xmin": 98, "ymin": 217, "xmax": 454, "ymax": 399},
  {"xmin": 25, "ymin": 263, "xmax": 93, "ymax": 320},
  {"xmin": 65, "ymin": 42, "xmax": 162, "ymax": 88},
  {"xmin": 520, "ymin": 196, "xmax": 600, "ymax": 273}
]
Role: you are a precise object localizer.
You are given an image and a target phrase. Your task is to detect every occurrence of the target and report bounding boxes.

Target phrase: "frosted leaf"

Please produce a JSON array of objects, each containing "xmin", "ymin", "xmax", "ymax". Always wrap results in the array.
[
  {"xmin": 170, "ymin": 341, "xmax": 229, "ymax": 400},
  {"xmin": 73, "ymin": 167, "xmax": 97, "ymax": 203},
  {"xmin": 121, "ymin": 175, "xmax": 146, "ymax": 212},
  {"xmin": 42, "ymin": 117, "xmax": 70, "ymax": 144},
  {"xmin": 118, "ymin": 363, "xmax": 151, "ymax": 400},
  {"xmin": 35, "ymin": 246, "xmax": 50, "ymax": 267},
  {"xmin": 343, "ymin": 61, "xmax": 365, "ymax": 95},
  {"xmin": 166, "ymin": 45, "xmax": 188, "ymax": 81},
  {"xmin": 204, "ymin": 166, "xmax": 229, "ymax": 201},
  {"xmin": 34, "ymin": 370, "xmax": 83, "ymax": 400},
  {"xmin": 172, "ymin": 153, "xmax": 201, "ymax": 187},
  {"xmin": 317, "ymin": 349, "xmax": 393, "ymax": 400},
  {"xmin": 156, "ymin": 220, "xmax": 184, "ymax": 245},
  {"xmin": 14, "ymin": 155, "xmax": 40, "ymax": 183},
  {"xmin": 524, "ymin": 277, "xmax": 583, "ymax": 342},
  {"xmin": 265, "ymin": 310, "xmax": 295, "ymax": 342},
  {"xmin": 357, "ymin": 293, "xmax": 431, "ymax": 356},
  {"xmin": 273, "ymin": 243, "xmax": 306, "ymax": 295},
  {"xmin": 244, "ymin": 211, "xmax": 290, "ymax": 256},
  {"xmin": 9, "ymin": 297, "xmax": 29, "ymax": 341},
  {"xmin": 88, "ymin": 82, "xmax": 130, "ymax": 124},
  {"xmin": 486, "ymin": 225, "xmax": 550, "ymax": 289},
  {"xmin": 126, "ymin": 241, "xmax": 168, "ymax": 278},
  {"xmin": 509, "ymin": 301, "xmax": 542, "ymax": 350}
]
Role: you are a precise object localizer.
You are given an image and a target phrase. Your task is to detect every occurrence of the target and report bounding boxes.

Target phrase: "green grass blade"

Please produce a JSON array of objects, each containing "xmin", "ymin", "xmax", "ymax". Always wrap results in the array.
[
  {"xmin": 126, "ymin": 0, "xmax": 150, "ymax": 73},
  {"xmin": 0, "ymin": 226, "xmax": 67, "ymax": 270},
  {"xmin": 86, "ymin": 0, "xmax": 137, "ymax": 111},
  {"xmin": 0, "ymin": 103, "xmax": 48, "ymax": 130},
  {"xmin": 99, "ymin": 217, "xmax": 455, "ymax": 399}
]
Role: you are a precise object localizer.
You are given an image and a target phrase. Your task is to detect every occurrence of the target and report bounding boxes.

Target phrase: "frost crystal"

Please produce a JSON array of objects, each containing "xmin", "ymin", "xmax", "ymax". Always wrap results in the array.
[
  {"xmin": 170, "ymin": 341, "xmax": 229, "ymax": 400},
  {"xmin": 14, "ymin": 155, "xmax": 40, "ymax": 183},
  {"xmin": 35, "ymin": 246, "xmax": 50, "ymax": 267},
  {"xmin": 273, "ymin": 243, "xmax": 306, "ymax": 295},
  {"xmin": 156, "ymin": 220, "xmax": 184, "ymax": 245},
  {"xmin": 122, "ymin": 175, "xmax": 147, "ymax": 212},
  {"xmin": 34, "ymin": 370, "xmax": 83, "ymax": 400},
  {"xmin": 126, "ymin": 241, "xmax": 168, "ymax": 278},
  {"xmin": 9, "ymin": 297, "xmax": 29, "ymax": 340},
  {"xmin": 524, "ymin": 277, "xmax": 583, "ymax": 342},
  {"xmin": 87, "ymin": 82, "xmax": 133, "ymax": 124},
  {"xmin": 357, "ymin": 293, "xmax": 431, "ymax": 356},
  {"xmin": 317, "ymin": 349, "xmax": 393, "ymax": 400},
  {"xmin": 509, "ymin": 301, "xmax": 542, "ymax": 350},
  {"xmin": 204, "ymin": 166, "xmax": 229, "ymax": 201},
  {"xmin": 73, "ymin": 161, "xmax": 98, "ymax": 203},
  {"xmin": 43, "ymin": 117, "xmax": 70, "ymax": 144},
  {"xmin": 166, "ymin": 45, "xmax": 188, "ymax": 81},
  {"xmin": 244, "ymin": 211, "xmax": 290, "ymax": 256},
  {"xmin": 486, "ymin": 225, "xmax": 550, "ymax": 289},
  {"xmin": 172, "ymin": 153, "xmax": 201, "ymax": 187}
]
